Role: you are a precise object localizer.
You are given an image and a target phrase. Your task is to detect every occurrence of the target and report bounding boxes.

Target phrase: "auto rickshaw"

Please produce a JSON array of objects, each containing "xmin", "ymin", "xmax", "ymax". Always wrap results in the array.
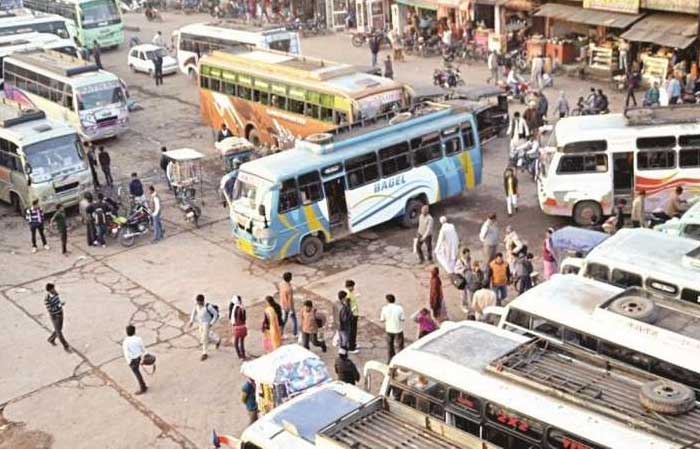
[
  {"xmin": 215, "ymin": 137, "xmax": 258, "ymax": 206},
  {"xmin": 165, "ymin": 148, "xmax": 205, "ymax": 227}
]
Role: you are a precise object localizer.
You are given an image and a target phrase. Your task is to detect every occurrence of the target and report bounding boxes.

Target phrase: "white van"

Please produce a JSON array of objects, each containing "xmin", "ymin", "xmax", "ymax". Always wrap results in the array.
[{"xmin": 560, "ymin": 228, "xmax": 700, "ymax": 305}]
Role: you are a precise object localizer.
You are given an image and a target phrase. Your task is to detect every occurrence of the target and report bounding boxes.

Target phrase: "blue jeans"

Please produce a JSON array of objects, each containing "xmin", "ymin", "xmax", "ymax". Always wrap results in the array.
[
  {"xmin": 282, "ymin": 310, "xmax": 298, "ymax": 336},
  {"xmin": 493, "ymin": 285, "xmax": 508, "ymax": 306},
  {"xmin": 152, "ymin": 215, "xmax": 164, "ymax": 241},
  {"xmin": 371, "ymin": 52, "xmax": 378, "ymax": 67},
  {"xmin": 95, "ymin": 224, "xmax": 106, "ymax": 245}
]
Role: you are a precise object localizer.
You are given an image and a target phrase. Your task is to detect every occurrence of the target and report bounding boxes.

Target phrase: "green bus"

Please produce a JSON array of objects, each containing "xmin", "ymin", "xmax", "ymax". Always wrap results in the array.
[{"xmin": 23, "ymin": 0, "xmax": 123, "ymax": 49}]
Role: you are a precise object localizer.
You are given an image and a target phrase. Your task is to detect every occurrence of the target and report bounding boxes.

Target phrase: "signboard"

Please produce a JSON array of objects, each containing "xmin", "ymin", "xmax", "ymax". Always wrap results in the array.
[
  {"xmin": 583, "ymin": 0, "xmax": 639, "ymax": 14},
  {"xmin": 641, "ymin": 0, "xmax": 699, "ymax": 14}
]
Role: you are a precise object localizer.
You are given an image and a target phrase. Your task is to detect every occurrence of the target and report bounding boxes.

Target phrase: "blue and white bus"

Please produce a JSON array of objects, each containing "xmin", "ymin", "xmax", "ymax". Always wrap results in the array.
[{"xmin": 228, "ymin": 103, "xmax": 483, "ymax": 263}]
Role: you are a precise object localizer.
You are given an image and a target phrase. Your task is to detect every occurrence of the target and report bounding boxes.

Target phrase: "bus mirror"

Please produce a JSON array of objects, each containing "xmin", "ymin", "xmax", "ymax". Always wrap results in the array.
[
  {"xmin": 258, "ymin": 204, "xmax": 266, "ymax": 217},
  {"xmin": 25, "ymin": 162, "xmax": 32, "ymax": 175}
]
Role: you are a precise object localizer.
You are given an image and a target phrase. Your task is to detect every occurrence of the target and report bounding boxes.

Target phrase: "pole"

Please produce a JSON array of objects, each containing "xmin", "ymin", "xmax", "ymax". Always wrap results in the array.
[{"xmin": 697, "ymin": 0, "xmax": 700, "ymax": 68}]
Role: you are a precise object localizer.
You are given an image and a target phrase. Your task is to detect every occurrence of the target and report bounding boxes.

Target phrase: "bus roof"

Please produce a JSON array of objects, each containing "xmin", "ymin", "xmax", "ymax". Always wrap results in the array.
[
  {"xmin": 0, "ymin": 31, "xmax": 59, "ymax": 47},
  {"xmin": 201, "ymin": 49, "xmax": 403, "ymax": 97},
  {"xmin": 239, "ymin": 105, "xmax": 470, "ymax": 183},
  {"xmin": 392, "ymin": 321, "xmax": 684, "ymax": 448},
  {"xmin": 554, "ymin": 113, "xmax": 700, "ymax": 148},
  {"xmin": 0, "ymin": 100, "xmax": 76, "ymax": 144},
  {"xmin": 179, "ymin": 22, "xmax": 289, "ymax": 38},
  {"xmin": 585, "ymin": 228, "xmax": 700, "ymax": 287},
  {"xmin": 0, "ymin": 10, "xmax": 67, "ymax": 24},
  {"xmin": 5, "ymin": 50, "xmax": 117, "ymax": 85}
]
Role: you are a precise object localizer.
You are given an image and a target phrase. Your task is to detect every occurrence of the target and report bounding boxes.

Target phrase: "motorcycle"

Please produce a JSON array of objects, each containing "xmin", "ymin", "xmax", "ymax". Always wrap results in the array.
[
  {"xmin": 351, "ymin": 31, "xmax": 389, "ymax": 48},
  {"xmin": 119, "ymin": 203, "xmax": 152, "ymax": 247},
  {"xmin": 503, "ymin": 48, "xmax": 528, "ymax": 72},
  {"xmin": 433, "ymin": 66, "xmax": 463, "ymax": 89},
  {"xmin": 175, "ymin": 186, "xmax": 202, "ymax": 227},
  {"xmin": 418, "ymin": 35, "xmax": 441, "ymax": 57},
  {"xmin": 144, "ymin": 6, "xmax": 163, "ymax": 21},
  {"xmin": 500, "ymin": 78, "xmax": 529, "ymax": 104}
]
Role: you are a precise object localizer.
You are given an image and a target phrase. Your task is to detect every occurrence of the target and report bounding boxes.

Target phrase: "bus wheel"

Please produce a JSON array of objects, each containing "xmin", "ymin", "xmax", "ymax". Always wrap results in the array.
[
  {"xmin": 573, "ymin": 201, "xmax": 601, "ymax": 226},
  {"xmin": 297, "ymin": 235, "xmax": 323, "ymax": 264},
  {"xmin": 400, "ymin": 198, "xmax": 424, "ymax": 228},
  {"xmin": 247, "ymin": 129, "xmax": 261, "ymax": 147},
  {"xmin": 10, "ymin": 193, "xmax": 22, "ymax": 215},
  {"xmin": 639, "ymin": 380, "xmax": 695, "ymax": 415}
]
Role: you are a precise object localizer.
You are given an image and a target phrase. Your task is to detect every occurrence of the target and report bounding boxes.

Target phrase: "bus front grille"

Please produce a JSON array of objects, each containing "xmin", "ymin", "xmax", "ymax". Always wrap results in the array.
[
  {"xmin": 55, "ymin": 182, "xmax": 79, "ymax": 194},
  {"xmin": 96, "ymin": 116, "xmax": 117, "ymax": 127}
]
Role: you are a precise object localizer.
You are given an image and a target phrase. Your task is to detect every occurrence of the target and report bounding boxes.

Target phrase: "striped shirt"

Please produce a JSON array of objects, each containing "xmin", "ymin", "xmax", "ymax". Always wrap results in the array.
[
  {"xmin": 45, "ymin": 292, "xmax": 63, "ymax": 315},
  {"xmin": 25, "ymin": 207, "xmax": 44, "ymax": 226}
]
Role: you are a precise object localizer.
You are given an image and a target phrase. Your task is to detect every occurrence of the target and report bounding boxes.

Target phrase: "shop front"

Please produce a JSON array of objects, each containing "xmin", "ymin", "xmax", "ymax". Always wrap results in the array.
[
  {"xmin": 468, "ymin": 0, "xmax": 537, "ymax": 52},
  {"xmin": 534, "ymin": 2, "xmax": 643, "ymax": 77},
  {"xmin": 620, "ymin": 12, "xmax": 698, "ymax": 85},
  {"xmin": 392, "ymin": 0, "xmax": 437, "ymax": 36},
  {"xmin": 355, "ymin": 0, "xmax": 390, "ymax": 32}
]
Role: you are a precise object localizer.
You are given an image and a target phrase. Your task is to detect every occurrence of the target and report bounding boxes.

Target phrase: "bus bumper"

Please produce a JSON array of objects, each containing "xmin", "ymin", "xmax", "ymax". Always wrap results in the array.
[
  {"xmin": 234, "ymin": 236, "xmax": 279, "ymax": 260},
  {"xmin": 82, "ymin": 119, "xmax": 129, "ymax": 142},
  {"xmin": 92, "ymin": 29, "xmax": 124, "ymax": 48}
]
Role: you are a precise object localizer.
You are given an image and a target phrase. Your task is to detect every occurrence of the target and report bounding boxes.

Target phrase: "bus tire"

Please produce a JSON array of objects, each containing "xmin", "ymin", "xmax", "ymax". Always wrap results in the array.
[
  {"xmin": 573, "ymin": 201, "xmax": 602, "ymax": 226},
  {"xmin": 608, "ymin": 296, "xmax": 657, "ymax": 323},
  {"xmin": 10, "ymin": 192, "xmax": 22, "ymax": 215},
  {"xmin": 639, "ymin": 380, "xmax": 695, "ymax": 415},
  {"xmin": 129, "ymin": 64, "xmax": 136, "ymax": 73},
  {"xmin": 247, "ymin": 128, "xmax": 261, "ymax": 147},
  {"xmin": 297, "ymin": 235, "xmax": 323, "ymax": 264},
  {"xmin": 400, "ymin": 198, "xmax": 424, "ymax": 229}
]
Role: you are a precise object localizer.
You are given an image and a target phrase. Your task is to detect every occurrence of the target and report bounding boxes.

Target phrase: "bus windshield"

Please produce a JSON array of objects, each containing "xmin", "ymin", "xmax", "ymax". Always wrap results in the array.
[
  {"xmin": 25, "ymin": 134, "xmax": 84, "ymax": 181},
  {"xmin": 231, "ymin": 172, "xmax": 270, "ymax": 211},
  {"xmin": 80, "ymin": 0, "xmax": 121, "ymax": 28},
  {"xmin": 77, "ymin": 81, "xmax": 125, "ymax": 110}
]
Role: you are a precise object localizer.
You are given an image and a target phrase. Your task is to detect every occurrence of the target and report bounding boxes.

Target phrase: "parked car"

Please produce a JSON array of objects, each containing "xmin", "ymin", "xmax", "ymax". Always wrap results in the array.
[{"xmin": 127, "ymin": 44, "xmax": 178, "ymax": 77}]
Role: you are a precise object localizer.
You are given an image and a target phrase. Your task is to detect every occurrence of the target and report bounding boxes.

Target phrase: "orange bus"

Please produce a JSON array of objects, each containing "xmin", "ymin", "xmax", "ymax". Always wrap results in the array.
[{"xmin": 198, "ymin": 49, "xmax": 410, "ymax": 147}]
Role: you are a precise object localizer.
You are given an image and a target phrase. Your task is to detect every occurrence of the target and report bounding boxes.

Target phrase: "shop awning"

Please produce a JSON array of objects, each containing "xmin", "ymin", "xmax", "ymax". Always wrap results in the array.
[
  {"xmin": 535, "ymin": 3, "xmax": 643, "ymax": 29},
  {"xmin": 396, "ymin": 0, "xmax": 438, "ymax": 10},
  {"xmin": 438, "ymin": 0, "xmax": 461, "ymax": 8},
  {"xmin": 620, "ymin": 13, "xmax": 697, "ymax": 49}
]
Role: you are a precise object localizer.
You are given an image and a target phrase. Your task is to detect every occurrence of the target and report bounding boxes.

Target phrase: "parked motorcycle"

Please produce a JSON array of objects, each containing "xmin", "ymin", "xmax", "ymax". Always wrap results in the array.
[
  {"xmin": 418, "ymin": 35, "xmax": 441, "ymax": 57},
  {"xmin": 502, "ymin": 48, "xmax": 528, "ymax": 72},
  {"xmin": 144, "ymin": 6, "xmax": 162, "ymax": 21},
  {"xmin": 433, "ymin": 66, "xmax": 463, "ymax": 89},
  {"xmin": 119, "ymin": 203, "xmax": 152, "ymax": 247},
  {"xmin": 351, "ymin": 31, "xmax": 389, "ymax": 48},
  {"xmin": 175, "ymin": 186, "xmax": 202, "ymax": 227}
]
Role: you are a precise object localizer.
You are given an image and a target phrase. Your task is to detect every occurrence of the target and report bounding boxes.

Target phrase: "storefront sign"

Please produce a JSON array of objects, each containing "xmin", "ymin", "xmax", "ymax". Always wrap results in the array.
[
  {"xmin": 583, "ymin": 0, "xmax": 639, "ymax": 14},
  {"xmin": 641, "ymin": 0, "xmax": 699, "ymax": 14}
]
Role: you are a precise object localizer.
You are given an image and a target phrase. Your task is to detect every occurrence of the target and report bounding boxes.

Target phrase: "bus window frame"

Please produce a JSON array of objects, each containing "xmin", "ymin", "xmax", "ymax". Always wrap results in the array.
[
  {"xmin": 378, "ymin": 141, "xmax": 411, "ymax": 177},
  {"xmin": 297, "ymin": 170, "xmax": 324, "ymax": 205},
  {"xmin": 585, "ymin": 262, "xmax": 610, "ymax": 282},
  {"xmin": 609, "ymin": 268, "xmax": 643, "ymax": 288},
  {"xmin": 344, "ymin": 152, "xmax": 380, "ymax": 190},
  {"xmin": 278, "ymin": 178, "xmax": 300, "ymax": 214},
  {"xmin": 637, "ymin": 149, "xmax": 677, "ymax": 171},
  {"xmin": 556, "ymin": 154, "xmax": 608, "ymax": 175},
  {"xmin": 411, "ymin": 132, "xmax": 442, "ymax": 167},
  {"xmin": 645, "ymin": 277, "xmax": 679, "ymax": 296}
]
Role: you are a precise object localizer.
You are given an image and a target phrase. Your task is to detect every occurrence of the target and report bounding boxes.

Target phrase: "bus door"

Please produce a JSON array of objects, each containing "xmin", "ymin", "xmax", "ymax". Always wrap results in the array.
[
  {"xmin": 323, "ymin": 176, "xmax": 349, "ymax": 237},
  {"xmin": 612, "ymin": 152, "xmax": 634, "ymax": 208}
]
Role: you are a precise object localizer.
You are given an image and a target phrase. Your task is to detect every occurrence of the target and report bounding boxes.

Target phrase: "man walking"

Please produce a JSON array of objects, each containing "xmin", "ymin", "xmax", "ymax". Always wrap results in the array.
[
  {"xmin": 300, "ymin": 300, "xmax": 327, "ymax": 352},
  {"xmin": 26, "ymin": 199, "xmax": 49, "ymax": 253},
  {"xmin": 486, "ymin": 50, "xmax": 499, "ymax": 84},
  {"xmin": 344, "ymin": 280, "xmax": 359, "ymax": 353},
  {"xmin": 625, "ymin": 69, "xmax": 639, "ymax": 107},
  {"xmin": 154, "ymin": 52, "xmax": 164, "ymax": 86},
  {"xmin": 489, "ymin": 253, "xmax": 509, "ymax": 305},
  {"xmin": 416, "ymin": 205, "xmax": 434, "ymax": 263},
  {"xmin": 122, "ymin": 324, "xmax": 148, "ymax": 395},
  {"xmin": 631, "ymin": 190, "xmax": 646, "ymax": 228},
  {"xmin": 159, "ymin": 146, "xmax": 172, "ymax": 191},
  {"xmin": 45, "ymin": 283, "xmax": 71, "ymax": 352},
  {"xmin": 50, "ymin": 203, "xmax": 69, "ymax": 255},
  {"xmin": 86, "ymin": 143, "xmax": 101, "ymax": 188},
  {"xmin": 479, "ymin": 213, "xmax": 499, "ymax": 262},
  {"xmin": 152, "ymin": 30, "xmax": 164, "ymax": 46},
  {"xmin": 379, "ymin": 294, "xmax": 404, "ymax": 363},
  {"xmin": 556, "ymin": 91, "xmax": 569, "ymax": 118},
  {"xmin": 98, "ymin": 146, "xmax": 113, "ymax": 187},
  {"xmin": 336, "ymin": 291, "xmax": 353, "ymax": 350},
  {"xmin": 383, "ymin": 55, "xmax": 394, "ymax": 79},
  {"xmin": 507, "ymin": 111, "xmax": 529, "ymax": 151},
  {"xmin": 92, "ymin": 193, "xmax": 108, "ymax": 248},
  {"xmin": 92, "ymin": 40, "xmax": 102, "ymax": 69},
  {"xmin": 369, "ymin": 32, "xmax": 380, "ymax": 67},
  {"xmin": 188, "ymin": 294, "xmax": 221, "ymax": 361},
  {"xmin": 503, "ymin": 168, "xmax": 518, "ymax": 217},
  {"xmin": 279, "ymin": 271, "xmax": 297, "ymax": 338},
  {"xmin": 149, "ymin": 185, "xmax": 164, "ymax": 242},
  {"xmin": 334, "ymin": 348, "xmax": 360, "ymax": 385},
  {"xmin": 530, "ymin": 55, "xmax": 543, "ymax": 90}
]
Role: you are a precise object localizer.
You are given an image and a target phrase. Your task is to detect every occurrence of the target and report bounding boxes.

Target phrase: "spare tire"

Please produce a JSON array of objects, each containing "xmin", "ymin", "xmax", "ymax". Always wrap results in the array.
[
  {"xmin": 608, "ymin": 296, "xmax": 657, "ymax": 324},
  {"xmin": 305, "ymin": 133, "xmax": 333, "ymax": 144},
  {"xmin": 639, "ymin": 380, "xmax": 695, "ymax": 415}
]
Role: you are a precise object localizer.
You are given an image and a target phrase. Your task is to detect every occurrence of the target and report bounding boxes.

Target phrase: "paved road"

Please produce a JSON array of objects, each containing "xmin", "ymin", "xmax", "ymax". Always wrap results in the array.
[{"xmin": 0, "ymin": 11, "xmax": 627, "ymax": 448}]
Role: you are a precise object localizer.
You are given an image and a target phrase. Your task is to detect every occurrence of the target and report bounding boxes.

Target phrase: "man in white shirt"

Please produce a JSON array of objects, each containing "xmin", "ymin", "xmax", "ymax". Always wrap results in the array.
[
  {"xmin": 188, "ymin": 294, "xmax": 221, "ymax": 361},
  {"xmin": 379, "ymin": 294, "xmax": 404, "ymax": 363},
  {"xmin": 152, "ymin": 31, "xmax": 164, "ymax": 47},
  {"xmin": 149, "ymin": 185, "xmax": 164, "ymax": 243},
  {"xmin": 122, "ymin": 324, "xmax": 147, "ymax": 395}
]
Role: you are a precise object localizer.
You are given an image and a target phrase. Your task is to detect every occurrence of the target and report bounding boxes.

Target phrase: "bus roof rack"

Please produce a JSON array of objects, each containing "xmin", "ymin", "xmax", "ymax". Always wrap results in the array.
[
  {"xmin": 488, "ymin": 338, "xmax": 700, "ymax": 447},
  {"xmin": 0, "ymin": 100, "xmax": 46, "ymax": 128},
  {"xmin": 624, "ymin": 104, "xmax": 700, "ymax": 126}
]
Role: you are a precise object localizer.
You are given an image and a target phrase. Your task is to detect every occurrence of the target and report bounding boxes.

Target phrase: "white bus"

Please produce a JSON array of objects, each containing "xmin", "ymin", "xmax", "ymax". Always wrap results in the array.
[
  {"xmin": 0, "ymin": 11, "xmax": 73, "ymax": 40},
  {"xmin": 0, "ymin": 99, "xmax": 92, "ymax": 213},
  {"xmin": 173, "ymin": 22, "xmax": 301, "ymax": 78},
  {"xmin": 561, "ymin": 228, "xmax": 700, "ymax": 305},
  {"xmin": 364, "ymin": 321, "xmax": 700, "ymax": 448},
  {"xmin": 0, "ymin": 32, "xmax": 79, "ymax": 81},
  {"xmin": 538, "ymin": 105, "xmax": 700, "ymax": 225},
  {"xmin": 3, "ymin": 50, "xmax": 128, "ymax": 141},
  {"xmin": 484, "ymin": 274, "xmax": 700, "ymax": 393}
]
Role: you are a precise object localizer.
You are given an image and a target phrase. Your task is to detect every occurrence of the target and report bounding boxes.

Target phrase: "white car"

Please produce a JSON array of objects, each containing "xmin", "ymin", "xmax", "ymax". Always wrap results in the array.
[{"xmin": 127, "ymin": 44, "xmax": 178, "ymax": 77}]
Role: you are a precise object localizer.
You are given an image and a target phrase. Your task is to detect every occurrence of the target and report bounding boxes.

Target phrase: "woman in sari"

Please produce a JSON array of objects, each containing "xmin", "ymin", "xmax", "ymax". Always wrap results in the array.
[
  {"xmin": 261, "ymin": 295, "xmax": 282, "ymax": 352},
  {"xmin": 429, "ymin": 266, "xmax": 448, "ymax": 323}
]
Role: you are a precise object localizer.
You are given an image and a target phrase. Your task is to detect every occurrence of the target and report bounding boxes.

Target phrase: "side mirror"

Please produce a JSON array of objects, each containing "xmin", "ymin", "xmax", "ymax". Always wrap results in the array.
[
  {"xmin": 258, "ymin": 204, "xmax": 266, "ymax": 217},
  {"xmin": 25, "ymin": 162, "xmax": 32, "ymax": 175}
]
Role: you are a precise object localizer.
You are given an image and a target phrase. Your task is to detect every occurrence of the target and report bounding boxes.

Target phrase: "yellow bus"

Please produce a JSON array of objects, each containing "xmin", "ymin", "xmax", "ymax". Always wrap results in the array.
[{"xmin": 198, "ymin": 49, "xmax": 410, "ymax": 147}]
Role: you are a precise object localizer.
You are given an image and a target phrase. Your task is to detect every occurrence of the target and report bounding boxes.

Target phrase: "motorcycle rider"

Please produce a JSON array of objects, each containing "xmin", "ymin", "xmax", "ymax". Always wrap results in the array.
[
  {"xmin": 506, "ymin": 66, "xmax": 523, "ymax": 97},
  {"xmin": 594, "ymin": 89, "xmax": 609, "ymax": 113}
]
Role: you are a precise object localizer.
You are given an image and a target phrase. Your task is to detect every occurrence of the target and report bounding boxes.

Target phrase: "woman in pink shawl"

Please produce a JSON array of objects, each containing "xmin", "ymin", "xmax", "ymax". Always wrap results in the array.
[{"xmin": 542, "ymin": 227, "xmax": 557, "ymax": 280}]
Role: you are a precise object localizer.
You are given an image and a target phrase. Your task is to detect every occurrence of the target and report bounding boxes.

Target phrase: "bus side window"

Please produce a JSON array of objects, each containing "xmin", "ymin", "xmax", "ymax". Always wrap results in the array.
[
  {"xmin": 412, "ymin": 133, "xmax": 441, "ymax": 167},
  {"xmin": 320, "ymin": 107, "xmax": 333, "ymax": 122},
  {"xmin": 460, "ymin": 124, "xmax": 474, "ymax": 149},
  {"xmin": 271, "ymin": 95, "xmax": 286, "ymax": 110},
  {"xmin": 679, "ymin": 148, "xmax": 700, "ymax": 168},
  {"xmin": 645, "ymin": 278, "xmax": 678, "ymax": 297},
  {"xmin": 547, "ymin": 428, "xmax": 601, "ymax": 449},
  {"xmin": 278, "ymin": 178, "xmax": 300, "ymax": 213},
  {"xmin": 223, "ymin": 82, "xmax": 236, "ymax": 96},
  {"xmin": 442, "ymin": 133, "xmax": 462, "ymax": 156},
  {"xmin": 681, "ymin": 224, "xmax": 700, "ymax": 241},
  {"xmin": 609, "ymin": 269, "xmax": 642, "ymax": 288},
  {"xmin": 557, "ymin": 155, "xmax": 607, "ymax": 174},
  {"xmin": 599, "ymin": 340, "xmax": 653, "ymax": 371},
  {"xmin": 304, "ymin": 103, "xmax": 319, "ymax": 119},
  {"xmin": 585, "ymin": 263, "xmax": 609, "ymax": 282},
  {"xmin": 681, "ymin": 288, "xmax": 700, "ymax": 305},
  {"xmin": 379, "ymin": 142, "xmax": 411, "ymax": 177},
  {"xmin": 259, "ymin": 92, "xmax": 270, "ymax": 105},
  {"xmin": 562, "ymin": 328, "xmax": 599, "ymax": 352},
  {"xmin": 505, "ymin": 308, "xmax": 530, "ymax": 329},
  {"xmin": 447, "ymin": 388, "xmax": 481, "ymax": 436},
  {"xmin": 345, "ymin": 152, "xmax": 379, "ymax": 189},
  {"xmin": 238, "ymin": 86, "xmax": 251, "ymax": 100},
  {"xmin": 637, "ymin": 150, "xmax": 676, "ymax": 170},
  {"xmin": 298, "ymin": 171, "xmax": 323, "ymax": 204},
  {"xmin": 530, "ymin": 317, "xmax": 561, "ymax": 339},
  {"xmin": 288, "ymin": 99, "xmax": 304, "ymax": 115}
]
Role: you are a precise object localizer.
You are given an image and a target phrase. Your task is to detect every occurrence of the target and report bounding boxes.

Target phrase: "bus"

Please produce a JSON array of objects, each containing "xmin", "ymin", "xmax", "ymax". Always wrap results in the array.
[
  {"xmin": 363, "ymin": 321, "xmax": 700, "ymax": 449},
  {"xmin": 538, "ymin": 105, "xmax": 700, "ymax": 226},
  {"xmin": 23, "ymin": 0, "xmax": 123, "ymax": 49},
  {"xmin": 173, "ymin": 22, "xmax": 300, "ymax": 79},
  {"xmin": 3, "ymin": 50, "xmax": 128, "ymax": 141},
  {"xmin": 228, "ymin": 103, "xmax": 481, "ymax": 263},
  {"xmin": 0, "ymin": 11, "xmax": 72, "ymax": 40},
  {"xmin": 560, "ymin": 228, "xmax": 700, "ymax": 305},
  {"xmin": 0, "ymin": 32, "xmax": 79, "ymax": 81},
  {"xmin": 198, "ymin": 49, "xmax": 409, "ymax": 147},
  {"xmin": 484, "ymin": 274, "xmax": 700, "ymax": 393},
  {"xmin": 0, "ymin": 99, "xmax": 92, "ymax": 213}
]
